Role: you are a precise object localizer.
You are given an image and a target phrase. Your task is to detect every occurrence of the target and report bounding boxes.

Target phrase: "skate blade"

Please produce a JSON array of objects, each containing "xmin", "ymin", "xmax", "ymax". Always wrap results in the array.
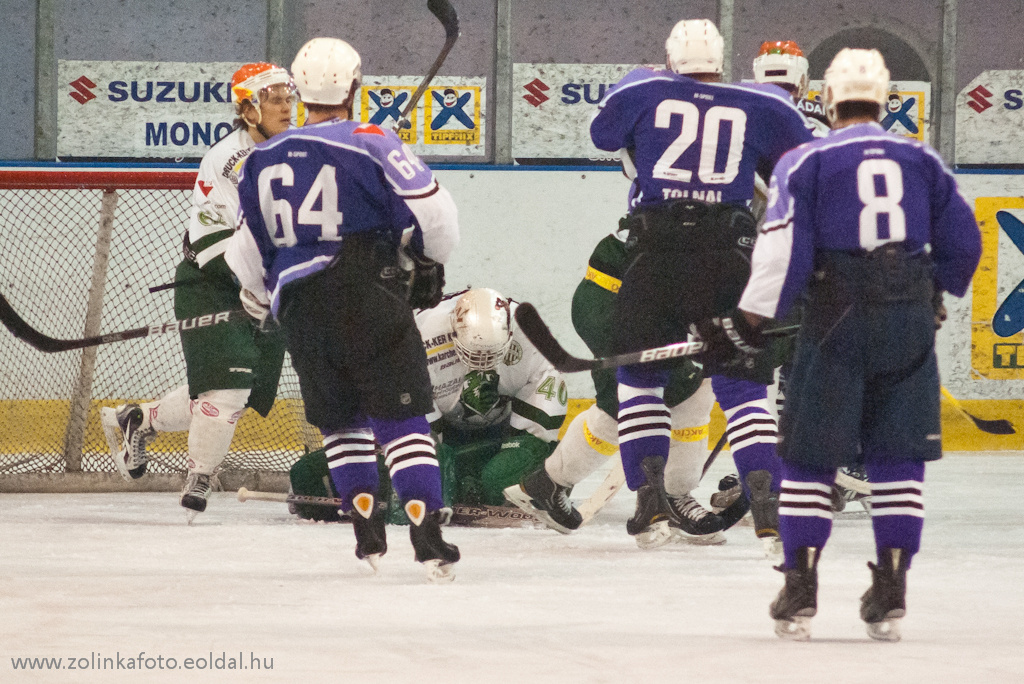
[
  {"xmin": 866, "ymin": 616, "xmax": 903, "ymax": 642},
  {"xmin": 184, "ymin": 509, "xmax": 200, "ymax": 525},
  {"xmin": 634, "ymin": 521, "xmax": 673, "ymax": 550},
  {"xmin": 423, "ymin": 559, "xmax": 456, "ymax": 583},
  {"xmin": 761, "ymin": 535, "xmax": 783, "ymax": 561},
  {"xmin": 672, "ymin": 529, "xmax": 727, "ymax": 546},
  {"xmin": 503, "ymin": 485, "xmax": 574, "ymax": 535},
  {"xmin": 362, "ymin": 553, "xmax": 383, "ymax": 575},
  {"xmin": 775, "ymin": 616, "xmax": 812, "ymax": 641}
]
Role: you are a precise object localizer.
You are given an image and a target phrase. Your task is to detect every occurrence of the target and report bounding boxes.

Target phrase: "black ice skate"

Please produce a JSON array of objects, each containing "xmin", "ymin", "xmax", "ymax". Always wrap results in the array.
[
  {"xmin": 350, "ymin": 491, "xmax": 387, "ymax": 572},
  {"xmin": 108, "ymin": 403, "xmax": 155, "ymax": 481},
  {"xmin": 770, "ymin": 546, "xmax": 820, "ymax": 641},
  {"xmin": 406, "ymin": 500, "xmax": 460, "ymax": 582},
  {"xmin": 666, "ymin": 493, "xmax": 726, "ymax": 544},
  {"xmin": 860, "ymin": 547, "xmax": 909, "ymax": 642},
  {"xmin": 180, "ymin": 472, "xmax": 212, "ymax": 524},
  {"xmin": 503, "ymin": 466, "xmax": 582, "ymax": 534},
  {"xmin": 626, "ymin": 456, "xmax": 672, "ymax": 549},
  {"xmin": 746, "ymin": 469, "xmax": 782, "ymax": 557}
]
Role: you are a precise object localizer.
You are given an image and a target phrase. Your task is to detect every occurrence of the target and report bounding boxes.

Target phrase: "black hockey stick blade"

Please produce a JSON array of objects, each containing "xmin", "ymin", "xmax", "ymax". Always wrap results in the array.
[
  {"xmin": 428, "ymin": 0, "xmax": 460, "ymax": 41},
  {"xmin": 940, "ymin": 386, "xmax": 1015, "ymax": 435},
  {"xmin": 397, "ymin": 0, "xmax": 460, "ymax": 129},
  {"xmin": 964, "ymin": 414, "xmax": 1016, "ymax": 435},
  {"xmin": 0, "ymin": 293, "xmax": 248, "ymax": 353},
  {"xmin": 513, "ymin": 302, "xmax": 614, "ymax": 373}
]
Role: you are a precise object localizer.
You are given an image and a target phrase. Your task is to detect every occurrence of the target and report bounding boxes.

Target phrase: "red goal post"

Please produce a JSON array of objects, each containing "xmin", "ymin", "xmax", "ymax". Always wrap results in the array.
[{"xmin": 0, "ymin": 165, "xmax": 318, "ymax": 492}]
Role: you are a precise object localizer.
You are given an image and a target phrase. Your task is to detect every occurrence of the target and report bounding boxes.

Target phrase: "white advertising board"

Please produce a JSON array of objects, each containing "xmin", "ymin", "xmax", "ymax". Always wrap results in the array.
[
  {"xmin": 956, "ymin": 70, "xmax": 1024, "ymax": 166},
  {"xmin": 57, "ymin": 60, "xmax": 485, "ymax": 159}
]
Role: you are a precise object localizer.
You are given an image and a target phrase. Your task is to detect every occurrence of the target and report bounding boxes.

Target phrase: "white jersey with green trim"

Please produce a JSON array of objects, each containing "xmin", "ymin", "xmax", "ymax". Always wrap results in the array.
[
  {"xmin": 186, "ymin": 127, "xmax": 258, "ymax": 271},
  {"xmin": 415, "ymin": 297, "xmax": 568, "ymax": 443}
]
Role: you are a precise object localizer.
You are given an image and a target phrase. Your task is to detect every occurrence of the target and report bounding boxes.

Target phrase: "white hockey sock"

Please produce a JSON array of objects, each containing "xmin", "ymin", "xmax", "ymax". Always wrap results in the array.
[
  {"xmin": 664, "ymin": 381, "xmax": 714, "ymax": 496},
  {"xmin": 140, "ymin": 385, "xmax": 193, "ymax": 433},
  {"xmin": 185, "ymin": 389, "xmax": 249, "ymax": 474},
  {"xmin": 545, "ymin": 404, "xmax": 618, "ymax": 487}
]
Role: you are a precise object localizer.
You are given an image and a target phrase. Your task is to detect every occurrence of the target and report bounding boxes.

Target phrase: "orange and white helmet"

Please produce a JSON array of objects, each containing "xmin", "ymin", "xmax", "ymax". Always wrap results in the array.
[
  {"xmin": 231, "ymin": 62, "xmax": 295, "ymax": 110},
  {"xmin": 450, "ymin": 288, "xmax": 514, "ymax": 371},
  {"xmin": 753, "ymin": 41, "xmax": 809, "ymax": 99}
]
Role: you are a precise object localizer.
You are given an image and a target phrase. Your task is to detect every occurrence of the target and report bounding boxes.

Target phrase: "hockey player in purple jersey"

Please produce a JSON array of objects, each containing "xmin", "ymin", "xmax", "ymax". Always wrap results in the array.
[
  {"xmin": 693, "ymin": 49, "xmax": 981, "ymax": 640},
  {"xmin": 225, "ymin": 38, "xmax": 462, "ymax": 581},
  {"xmin": 589, "ymin": 19, "xmax": 813, "ymax": 551}
]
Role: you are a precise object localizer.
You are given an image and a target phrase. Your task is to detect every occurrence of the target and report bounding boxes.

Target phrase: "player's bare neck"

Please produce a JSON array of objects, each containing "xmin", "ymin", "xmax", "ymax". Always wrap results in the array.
[
  {"xmin": 833, "ymin": 115, "xmax": 877, "ymax": 129},
  {"xmin": 305, "ymin": 106, "xmax": 352, "ymax": 125}
]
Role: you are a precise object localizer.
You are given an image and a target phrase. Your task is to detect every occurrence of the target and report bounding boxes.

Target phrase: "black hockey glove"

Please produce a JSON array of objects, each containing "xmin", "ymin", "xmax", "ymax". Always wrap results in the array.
[
  {"xmin": 690, "ymin": 309, "xmax": 766, "ymax": 371},
  {"xmin": 404, "ymin": 247, "xmax": 445, "ymax": 310}
]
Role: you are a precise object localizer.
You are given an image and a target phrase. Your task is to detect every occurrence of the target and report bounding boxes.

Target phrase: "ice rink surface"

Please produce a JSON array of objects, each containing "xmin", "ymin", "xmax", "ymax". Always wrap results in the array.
[{"xmin": 2, "ymin": 453, "xmax": 1022, "ymax": 683}]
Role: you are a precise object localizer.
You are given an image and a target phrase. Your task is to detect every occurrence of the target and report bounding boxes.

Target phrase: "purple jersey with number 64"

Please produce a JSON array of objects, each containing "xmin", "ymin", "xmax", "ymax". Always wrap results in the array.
[
  {"xmin": 739, "ymin": 122, "xmax": 982, "ymax": 320},
  {"xmin": 234, "ymin": 119, "xmax": 444, "ymax": 313},
  {"xmin": 590, "ymin": 68, "xmax": 813, "ymax": 207}
]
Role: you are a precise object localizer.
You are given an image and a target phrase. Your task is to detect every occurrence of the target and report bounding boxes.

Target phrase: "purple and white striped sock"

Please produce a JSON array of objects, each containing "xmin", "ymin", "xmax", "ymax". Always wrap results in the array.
[
  {"xmin": 865, "ymin": 459, "xmax": 925, "ymax": 565},
  {"xmin": 323, "ymin": 427, "xmax": 378, "ymax": 511},
  {"xmin": 778, "ymin": 461, "xmax": 836, "ymax": 569}
]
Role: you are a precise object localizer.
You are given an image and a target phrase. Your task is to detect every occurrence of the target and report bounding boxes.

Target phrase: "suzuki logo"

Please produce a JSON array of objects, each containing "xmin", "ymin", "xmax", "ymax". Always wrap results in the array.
[
  {"xmin": 69, "ymin": 76, "xmax": 98, "ymax": 104},
  {"xmin": 523, "ymin": 78, "xmax": 550, "ymax": 107},
  {"xmin": 967, "ymin": 85, "xmax": 994, "ymax": 113}
]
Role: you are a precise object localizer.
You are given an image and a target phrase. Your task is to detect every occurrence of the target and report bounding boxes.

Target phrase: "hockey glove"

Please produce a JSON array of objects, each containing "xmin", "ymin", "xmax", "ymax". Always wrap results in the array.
[
  {"xmin": 403, "ymin": 246, "xmax": 445, "ymax": 310},
  {"xmin": 240, "ymin": 288, "xmax": 271, "ymax": 324},
  {"xmin": 690, "ymin": 309, "xmax": 766, "ymax": 370}
]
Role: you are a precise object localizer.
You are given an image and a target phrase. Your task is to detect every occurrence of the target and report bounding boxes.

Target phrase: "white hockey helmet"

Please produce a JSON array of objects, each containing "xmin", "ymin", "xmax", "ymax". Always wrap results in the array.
[
  {"xmin": 291, "ymin": 37, "xmax": 362, "ymax": 105},
  {"xmin": 450, "ymin": 288, "xmax": 514, "ymax": 372},
  {"xmin": 823, "ymin": 48, "xmax": 890, "ymax": 124},
  {"xmin": 753, "ymin": 40, "xmax": 809, "ymax": 99},
  {"xmin": 665, "ymin": 19, "xmax": 724, "ymax": 76}
]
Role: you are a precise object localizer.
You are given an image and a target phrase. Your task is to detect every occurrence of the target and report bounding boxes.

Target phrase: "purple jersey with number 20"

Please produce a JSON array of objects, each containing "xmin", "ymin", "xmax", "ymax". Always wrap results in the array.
[{"xmin": 590, "ymin": 68, "xmax": 813, "ymax": 207}]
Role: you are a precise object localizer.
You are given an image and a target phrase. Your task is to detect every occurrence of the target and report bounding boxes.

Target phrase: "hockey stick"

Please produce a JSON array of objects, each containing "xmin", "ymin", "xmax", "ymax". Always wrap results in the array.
[
  {"xmin": 236, "ymin": 488, "xmax": 542, "ymax": 529},
  {"xmin": 0, "ymin": 293, "xmax": 249, "ymax": 353},
  {"xmin": 834, "ymin": 470, "xmax": 871, "ymax": 496},
  {"xmin": 514, "ymin": 303, "xmax": 797, "ymax": 373},
  {"xmin": 940, "ymin": 386, "xmax": 1015, "ymax": 435},
  {"xmin": 395, "ymin": 0, "xmax": 460, "ymax": 131}
]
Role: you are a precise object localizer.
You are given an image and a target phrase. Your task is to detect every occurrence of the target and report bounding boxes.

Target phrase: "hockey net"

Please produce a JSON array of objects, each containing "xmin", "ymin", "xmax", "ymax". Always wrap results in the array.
[{"xmin": 0, "ymin": 166, "xmax": 320, "ymax": 486}]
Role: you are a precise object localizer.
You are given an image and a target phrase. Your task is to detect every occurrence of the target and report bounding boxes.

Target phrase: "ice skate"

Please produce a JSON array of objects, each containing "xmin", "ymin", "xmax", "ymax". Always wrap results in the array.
[
  {"xmin": 406, "ymin": 500, "xmax": 460, "ymax": 582},
  {"xmin": 770, "ymin": 547, "xmax": 819, "ymax": 641},
  {"xmin": 180, "ymin": 472, "xmax": 213, "ymax": 523},
  {"xmin": 746, "ymin": 469, "xmax": 782, "ymax": 557},
  {"xmin": 104, "ymin": 403, "xmax": 155, "ymax": 481},
  {"xmin": 666, "ymin": 493, "xmax": 726, "ymax": 545},
  {"xmin": 626, "ymin": 457, "xmax": 673, "ymax": 550},
  {"xmin": 504, "ymin": 466, "xmax": 582, "ymax": 534},
  {"xmin": 860, "ymin": 548, "xmax": 909, "ymax": 642},
  {"xmin": 350, "ymin": 491, "xmax": 387, "ymax": 573}
]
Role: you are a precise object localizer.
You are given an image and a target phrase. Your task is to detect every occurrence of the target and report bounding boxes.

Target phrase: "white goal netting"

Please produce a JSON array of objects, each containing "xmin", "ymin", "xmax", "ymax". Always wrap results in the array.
[{"xmin": 0, "ymin": 166, "xmax": 320, "ymax": 481}]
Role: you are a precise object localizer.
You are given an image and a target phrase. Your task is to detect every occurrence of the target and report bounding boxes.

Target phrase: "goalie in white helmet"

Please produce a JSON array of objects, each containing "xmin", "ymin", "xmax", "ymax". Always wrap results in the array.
[{"xmin": 290, "ymin": 287, "xmax": 568, "ymax": 517}]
